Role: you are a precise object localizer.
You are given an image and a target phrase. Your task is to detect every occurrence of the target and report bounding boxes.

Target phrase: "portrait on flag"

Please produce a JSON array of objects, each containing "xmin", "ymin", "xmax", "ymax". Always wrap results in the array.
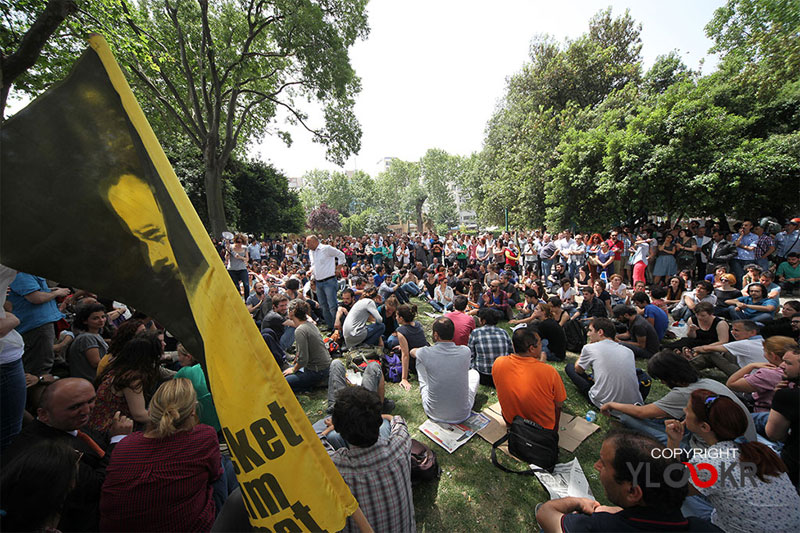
[{"xmin": 0, "ymin": 35, "xmax": 357, "ymax": 531}]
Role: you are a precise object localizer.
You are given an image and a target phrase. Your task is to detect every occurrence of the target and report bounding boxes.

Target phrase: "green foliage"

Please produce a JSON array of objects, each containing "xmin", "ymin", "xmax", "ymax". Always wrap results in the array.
[
  {"xmin": 420, "ymin": 148, "xmax": 460, "ymax": 229},
  {"xmin": 227, "ymin": 158, "xmax": 304, "ymax": 237},
  {"xmin": 299, "ymin": 169, "xmax": 379, "ymax": 218},
  {"xmin": 4, "ymin": 0, "xmax": 369, "ymax": 236},
  {"xmin": 706, "ymin": 0, "xmax": 800, "ymax": 99},
  {"xmin": 476, "ymin": 3, "xmax": 800, "ymax": 230},
  {"xmin": 376, "ymin": 159, "xmax": 427, "ymax": 229},
  {"xmin": 169, "ymin": 145, "xmax": 302, "ymax": 235}
]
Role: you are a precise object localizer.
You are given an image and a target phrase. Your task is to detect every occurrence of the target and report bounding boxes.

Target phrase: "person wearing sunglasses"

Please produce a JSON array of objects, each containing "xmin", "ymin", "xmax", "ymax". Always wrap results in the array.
[{"xmin": 665, "ymin": 389, "xmax": 800, "ymax": 531}]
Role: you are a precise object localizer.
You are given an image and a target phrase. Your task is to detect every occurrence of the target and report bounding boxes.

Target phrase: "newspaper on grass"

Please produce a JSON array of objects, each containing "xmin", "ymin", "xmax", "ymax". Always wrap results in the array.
[
  {"xmin": 420, "ymin": 412, "xmax": 491, "ymax": 453},
  {"xmin": 533, "ymin": 458, "xmax": 594, "ymax": 500}
]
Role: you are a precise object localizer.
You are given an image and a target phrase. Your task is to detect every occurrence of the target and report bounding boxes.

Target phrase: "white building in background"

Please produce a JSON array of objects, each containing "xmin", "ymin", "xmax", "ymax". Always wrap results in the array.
[
  {"xmin": 375, "ymin": 156, "xmax": 396, "ymax": 175},
  {"xmin": 447, "ymin": 181, "xmax": 477, "ymax": 228},
  {"xmin": 287, "ymin": 175, "xmax": 305, "ymax": 190}
]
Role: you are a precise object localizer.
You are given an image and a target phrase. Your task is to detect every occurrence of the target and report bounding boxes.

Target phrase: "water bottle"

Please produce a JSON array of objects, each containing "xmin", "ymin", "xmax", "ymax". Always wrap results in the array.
[{"xmin": 585, "ymin": 410, "xmax": 597, "ymax": 423}]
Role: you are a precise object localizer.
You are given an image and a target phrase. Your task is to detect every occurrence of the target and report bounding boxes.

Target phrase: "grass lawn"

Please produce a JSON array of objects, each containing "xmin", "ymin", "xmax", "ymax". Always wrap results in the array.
[{"xmin": 297, "ymin": 299, "xmax": 674, "ymax": 532}]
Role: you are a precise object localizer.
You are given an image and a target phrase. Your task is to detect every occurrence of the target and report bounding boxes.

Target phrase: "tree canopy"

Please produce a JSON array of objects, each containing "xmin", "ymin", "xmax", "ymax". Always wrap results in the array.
[
  {"xmin": 471, "ymin": 3, "xmax": 799, "ymax": 231},
  {"xmin": 3, "ymin": 0, "xmax": 369, "ymax": 237}
]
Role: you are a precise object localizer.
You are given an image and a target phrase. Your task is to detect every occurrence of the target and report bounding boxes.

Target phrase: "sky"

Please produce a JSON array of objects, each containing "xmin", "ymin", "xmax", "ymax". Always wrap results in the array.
[{"xmin": 254, "ymin": 0, "xmax": 725, "ymax": 179}]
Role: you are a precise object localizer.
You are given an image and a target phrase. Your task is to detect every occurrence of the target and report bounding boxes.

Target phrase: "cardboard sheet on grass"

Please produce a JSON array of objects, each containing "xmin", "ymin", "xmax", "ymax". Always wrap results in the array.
[{"xmin": 477, "ymin": 402, "xmax": 599, "ymax": 455}]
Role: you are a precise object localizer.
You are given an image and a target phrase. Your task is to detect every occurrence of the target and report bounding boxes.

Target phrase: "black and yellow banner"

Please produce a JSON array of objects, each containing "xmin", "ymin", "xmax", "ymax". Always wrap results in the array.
[{"xmin": 0, "ymin": 35, "xmax": 356, "ymax": 531}]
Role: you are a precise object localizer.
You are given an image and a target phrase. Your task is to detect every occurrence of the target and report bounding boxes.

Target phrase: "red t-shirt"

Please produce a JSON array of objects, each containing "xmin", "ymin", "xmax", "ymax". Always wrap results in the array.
[
  {"xmin": 445, "ymin": 310, "xmax": 476, "ymax": 346},
  {"xmin": 607, "ymin": 239, "xmax": 624, "ymax": 261},
  {"xmin": 492, "ymin": 354, "xmax": 567, "ymax": 429}
]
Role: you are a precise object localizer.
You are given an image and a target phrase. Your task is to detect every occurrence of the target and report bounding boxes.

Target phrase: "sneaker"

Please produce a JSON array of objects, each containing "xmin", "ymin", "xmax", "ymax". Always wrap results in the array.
[{"xmin": 381, "ymin": 399, "xmax": 396, "ymax": 414}]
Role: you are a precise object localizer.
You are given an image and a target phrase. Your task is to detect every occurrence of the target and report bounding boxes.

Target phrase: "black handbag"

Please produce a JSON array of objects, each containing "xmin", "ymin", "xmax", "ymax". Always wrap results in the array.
[{"xmin": 491, "ymin": 416, "xmax": 559, "ymax": 474}]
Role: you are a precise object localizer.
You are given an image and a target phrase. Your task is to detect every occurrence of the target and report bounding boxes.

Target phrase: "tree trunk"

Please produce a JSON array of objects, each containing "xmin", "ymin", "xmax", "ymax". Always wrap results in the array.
[
  {"xmin": 204, "ymin": 155, "xmax": 227, "ymax": 238},
  {"xmin": 415, "ymin": 202, "xmax": 425, "ymax": 233}
]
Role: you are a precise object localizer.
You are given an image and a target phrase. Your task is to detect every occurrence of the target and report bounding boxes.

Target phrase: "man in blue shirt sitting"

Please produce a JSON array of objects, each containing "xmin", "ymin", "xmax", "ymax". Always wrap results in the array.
[
  {"xmin": 631, "ymin": 291, "xmax": 669, "ymax": 341},
  {"xmin": 724, "ymin": 283, "xmax": 777, "ymax": 323}
]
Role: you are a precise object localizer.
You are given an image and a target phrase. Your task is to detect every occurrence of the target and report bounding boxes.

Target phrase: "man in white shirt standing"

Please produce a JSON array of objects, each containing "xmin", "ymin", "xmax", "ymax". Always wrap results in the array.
[{"xmin": 306, "ymin": 235, "xmax": 346, "ymax": 330}]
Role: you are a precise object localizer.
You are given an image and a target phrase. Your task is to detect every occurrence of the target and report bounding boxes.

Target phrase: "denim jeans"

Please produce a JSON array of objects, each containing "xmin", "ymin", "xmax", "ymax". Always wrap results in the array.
[
  {"xmin": 401, "ymin": 282, "xmax": 420, "ymax": 296},
  {"xmin": 731, "ymin": 259, "xmax": 749, "ymax": 289},
  {"xmin": 385, "ymin": 335, "xmax": 400, "ymax": 350},
  {"xmin": 279, "ymin": 326, "xmax": 296, "ymax": 351},
  {"xmin": 541, "ymin": 259, "xmax": 554, "ymax": 286},
  {"xmin": 428, "ymin": 300, "xmax": 445, "ymax": 312},
  {"xmin": 0, "ymin": 358, "xmax": 26, "ymax": 450},
  {"xmin": 363, "ymin": 323, "xmax": 386, "ymax": 346},
  {"xmin": 752, "ymin": 411, "xmax": 783, "ymax": 453},
  {"xmin": 212, "ymin": 454, "xmax": 239, "ymax": 515},
  {"xmin": 316, "ymin": 277, "xmax": 339, "ymax": 329},
  {"xmin": 564, "ymin": 363, "xmax": 593, "ymax": 396},
  {"xmin": 728, "ymin": 307, "xmax": 774, "ymax": 324},
  {"xmin": 228, "ymin": 268, "xmax": 249, "ymax": 299},
  {"xmin": 567, "ymin": 262, "xmax": 582, "ymax": 283},
  {"xmin": 285, "ymin": 365, "xmax": 330, "ymax": 393}
]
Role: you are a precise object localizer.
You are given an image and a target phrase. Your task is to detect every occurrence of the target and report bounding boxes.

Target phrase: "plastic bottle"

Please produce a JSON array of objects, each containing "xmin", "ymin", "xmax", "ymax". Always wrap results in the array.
[{"xmin": 585, "ymin": 410, "xmax": 597, "ymax": 423}]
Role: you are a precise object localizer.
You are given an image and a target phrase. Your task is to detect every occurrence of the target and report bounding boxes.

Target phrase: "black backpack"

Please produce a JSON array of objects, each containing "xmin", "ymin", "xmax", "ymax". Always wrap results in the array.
[
  {"xmin": 564, "ymin": 319, "xmax": 586, "ymax": 353},
  {"xmin": 410, "ymin": 439, "xmax": 441, "ymax": 484}
]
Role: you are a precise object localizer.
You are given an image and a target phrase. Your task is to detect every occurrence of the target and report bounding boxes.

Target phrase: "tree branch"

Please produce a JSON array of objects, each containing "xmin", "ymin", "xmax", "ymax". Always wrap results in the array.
[
  {"xmin": 164, "ymin": 0, "xmax": 207, "ymax": 137},
  {"xmin": 129, "ymin": 66, "xmax": 202, "ymax": 147},
  {"xmin": 199, "ymin": 0, "xmax": 222, "ymax": 133},
  {"xmin": 113, "ymin": 1, "xmax": 169, "ymax": 54},
  {"xmin": 1, "ymin": 0, "xmax": 76, "ymax": 118},
  {"xmin": 219, "ymin": 13, "xmax": 283, "ymax": 86}
]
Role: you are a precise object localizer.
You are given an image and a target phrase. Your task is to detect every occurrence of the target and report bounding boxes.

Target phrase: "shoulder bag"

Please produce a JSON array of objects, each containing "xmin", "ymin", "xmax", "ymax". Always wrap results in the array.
[{"xmin": 491, "ymin": 415, "xmax": 559, "ymax": 474}]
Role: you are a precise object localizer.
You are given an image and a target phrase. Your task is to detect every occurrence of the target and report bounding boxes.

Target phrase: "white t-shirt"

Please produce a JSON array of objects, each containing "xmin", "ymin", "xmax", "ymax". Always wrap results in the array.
[
  {"xmin": 557, "ymin": 286, "xmax": 577, "ymax": 303},
  {"xmin": 690, "ymin": 440, "xmax": 800, "ymax": 533},
  {"xmin": 724, "ymin": 335, "xmax": 767, "ymax": 368},
  {"xmin": 577, "ymin": 339, "xmax": 642, "ymax": 408},
  {"xmin": 0, "ymin": 265, "xmax": 24, "ymax": 365},
  {"xmin": 342, "ymin": 298, "xmax": 382, "ymax": 348},
  {"xmin": 631, "ymin": 242, "xmax": 650, "ymax": 265}
]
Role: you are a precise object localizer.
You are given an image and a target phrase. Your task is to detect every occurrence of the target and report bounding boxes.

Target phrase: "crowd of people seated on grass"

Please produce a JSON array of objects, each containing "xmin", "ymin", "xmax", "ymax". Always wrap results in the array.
[{"xmin": 1, "ymin": 216, "xmax": 799, "ymax": 531}]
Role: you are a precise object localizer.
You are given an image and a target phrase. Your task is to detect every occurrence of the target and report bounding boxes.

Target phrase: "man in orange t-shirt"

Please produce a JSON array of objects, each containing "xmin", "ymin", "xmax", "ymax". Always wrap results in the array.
[{"xmin": 492, "ymin": 327, "xmax": 566, "ymax": 430}]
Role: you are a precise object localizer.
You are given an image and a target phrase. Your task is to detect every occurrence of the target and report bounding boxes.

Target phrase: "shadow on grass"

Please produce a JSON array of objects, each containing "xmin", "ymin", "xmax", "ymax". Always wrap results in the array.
[{"xmin": 472, "ymin": 391, "xmax": 491, "ymax": 412}]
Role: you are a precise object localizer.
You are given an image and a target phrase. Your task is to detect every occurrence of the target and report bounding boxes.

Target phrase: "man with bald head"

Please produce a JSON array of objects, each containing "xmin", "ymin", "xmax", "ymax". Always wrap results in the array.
[
  {"xmin": 306, "ymin": 235, "xmax": 346, "ymax": 329},
  {"xmin": 3, "ymin": 377, "xmax": 132, "ymax": 531}
]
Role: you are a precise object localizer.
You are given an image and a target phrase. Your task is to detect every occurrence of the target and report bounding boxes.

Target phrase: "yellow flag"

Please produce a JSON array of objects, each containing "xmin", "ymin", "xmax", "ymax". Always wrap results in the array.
[{"xmin": 0, "ymin": 34, "xmax": 356, "ymax": 531}]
